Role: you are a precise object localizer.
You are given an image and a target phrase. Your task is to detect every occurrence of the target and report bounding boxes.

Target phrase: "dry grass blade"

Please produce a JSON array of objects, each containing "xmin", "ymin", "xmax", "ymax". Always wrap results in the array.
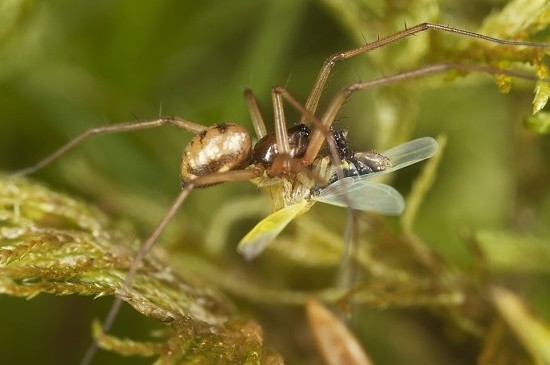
[
  {"xmin": 491, "ymin": 286, "xmax": 550, "ymax": 365},
  {"xmin": 306, "ymin": 298, "xmax": 374, "ymax": 365}
]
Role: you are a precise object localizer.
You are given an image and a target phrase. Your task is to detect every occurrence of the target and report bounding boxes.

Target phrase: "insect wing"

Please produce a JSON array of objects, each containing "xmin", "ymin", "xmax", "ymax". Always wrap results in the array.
[
  {"xmin": 314, "ymin": 178, "xmax": 405, "ymax": 215},
  {"xmin": 237, "ymin": 200, "xmax": 311, "ymax": 260},
  {"xmin": 314, "ymin": 137, "xmax": 436, "ymax": 214},
  {"xmin": 380, "ymin": 137, "xmax": 438, "ymax": 174}
]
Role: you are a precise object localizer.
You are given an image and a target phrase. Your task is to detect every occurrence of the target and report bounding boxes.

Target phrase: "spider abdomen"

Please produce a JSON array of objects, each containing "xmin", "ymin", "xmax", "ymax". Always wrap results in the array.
[{"xmin": 181, "ymin": 123, "xmax": 252, "ymax": 186}]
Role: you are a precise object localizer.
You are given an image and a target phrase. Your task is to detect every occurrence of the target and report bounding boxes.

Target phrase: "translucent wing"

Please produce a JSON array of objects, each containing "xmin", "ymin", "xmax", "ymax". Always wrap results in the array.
[
  {"xmin": 237, "ymin": 200, "xmax": 311, "ymax": 260},
  {"xmin": 377, "ymin": 137, "xmax": 438, "ymax": 175},
  {"xmin": 314, "ymin": 178, "xmax": 405, "ymax": 215},
  {"xmin": 313, "ymin": 137, "xmax": 437, "ymax": 214}
]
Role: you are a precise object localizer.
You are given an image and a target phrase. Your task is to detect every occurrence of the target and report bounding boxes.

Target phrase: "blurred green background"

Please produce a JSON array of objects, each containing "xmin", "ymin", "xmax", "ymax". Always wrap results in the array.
[{"xmin": 1, "ymin": 0, "xmax": 550, "ymax": 364}]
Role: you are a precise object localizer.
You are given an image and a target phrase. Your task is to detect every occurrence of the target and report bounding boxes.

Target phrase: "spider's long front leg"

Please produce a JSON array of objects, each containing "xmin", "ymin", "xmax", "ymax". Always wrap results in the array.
[
  {"xmin": 300, "ymin": 22, "xmax": 550, "ymax": 125},
  {"xmin": 10, "ymin": 117, "xmax": 207, "ymax": 177},
  {"xmin": 302, "ymin": 62, "xmax": 544, "ymax": 165}
]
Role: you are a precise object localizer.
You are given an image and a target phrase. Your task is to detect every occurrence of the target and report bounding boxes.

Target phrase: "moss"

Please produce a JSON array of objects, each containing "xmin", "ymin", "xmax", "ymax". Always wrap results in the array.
[{"xmin": 0, "ymin": 176, "xmax": 279, "ymax": 363}]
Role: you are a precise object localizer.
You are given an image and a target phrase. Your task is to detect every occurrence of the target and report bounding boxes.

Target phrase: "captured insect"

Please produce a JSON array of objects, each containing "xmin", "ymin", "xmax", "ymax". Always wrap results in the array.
[
  {"xmin": 238, "ymin": 135, "xmax": 438, "ymax": 259},
  {"xmin": 8, "ymin": 20, "xmax": 550, "ymax": 364}
]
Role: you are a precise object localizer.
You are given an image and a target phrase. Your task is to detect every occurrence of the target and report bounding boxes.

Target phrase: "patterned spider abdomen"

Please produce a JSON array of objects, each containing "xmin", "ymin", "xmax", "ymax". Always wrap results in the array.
[{"xmin": 181, "ymin": 123, "xmax": 252, "ymax": 186}]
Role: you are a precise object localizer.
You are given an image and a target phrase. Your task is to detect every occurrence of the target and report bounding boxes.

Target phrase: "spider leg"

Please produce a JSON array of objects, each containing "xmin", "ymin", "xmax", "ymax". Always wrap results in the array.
[
  {"xmin": 272, "ymin": 85, "xmax": 344, "ymax": 181},
  {"xmin": 10, "ymin": 117, "xmax": 207, "ymax": 177},
  {"xmin": 300, "ymin": 22, "xmax": 550, "ymax": 124},
  {"xmin": 81, "ymin": 166, "xmax": 263, "ymax": 365},
  {"xmin": 303, "ymin": 62, "xmax": 544, "ymax": 165},
  {"xmin": 272, "ymin": 86, "xmax": 291, "ymax": 156},
  {"xmin": 120, "ymin": 168, "xmax": 262, "ymax": 296},
  {"xmin": 244, "ymin": 89, "xmax": 268, "ymax": 139},
  {"xmin": 246, "ymin": 87, "xmax": 315, "ymax": 177},
  {"xmin": 270, "ymin": 86, "xmax": 365, "ymax": 302},
  {"xmin": 80, "ymin": 181, "xmax": 194, "ymax": 365},
  {"xmin": 267, "ymin": 86, "xmax": 294, "ymax": 176}
]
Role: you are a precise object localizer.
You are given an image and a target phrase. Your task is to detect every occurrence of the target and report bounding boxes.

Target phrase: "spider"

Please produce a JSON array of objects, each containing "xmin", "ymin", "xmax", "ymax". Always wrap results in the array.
[{"xmin": 9, "ymin": 22, "xmax": 550, "ymax": 364}]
